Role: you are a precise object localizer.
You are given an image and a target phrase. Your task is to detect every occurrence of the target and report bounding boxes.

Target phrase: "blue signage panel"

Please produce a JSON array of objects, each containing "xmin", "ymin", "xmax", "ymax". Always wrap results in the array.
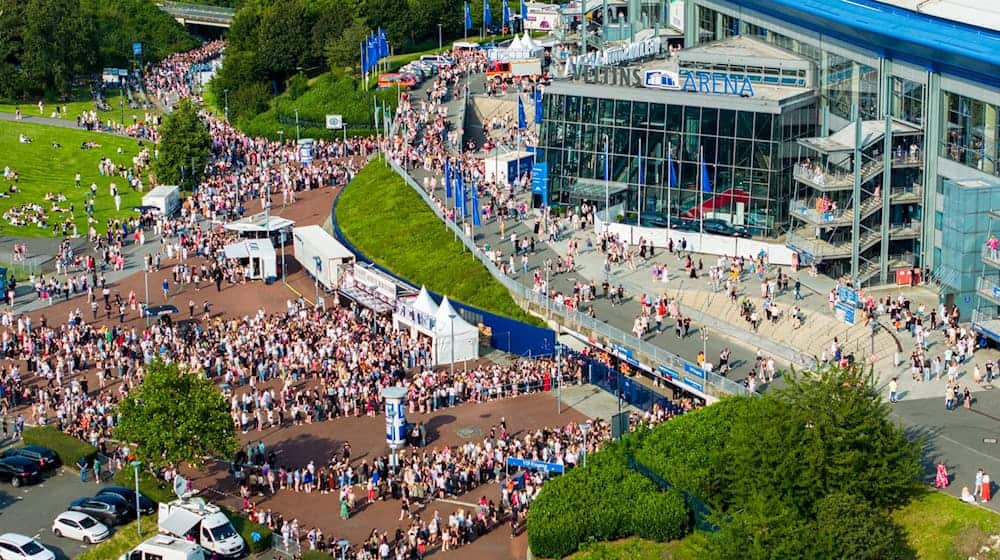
[
  {"xmin": 133, "ymin": 42, "xmax": 143, "ymax": 56},
  {"xmin": 506, "ymin": 457, "xmax": 565, "ymax": 474},
  {"xmin": 683, "ymin": 377, "xmax": 705, "ymax": 393},
  {"xmin": 531, "ymin": 162, "xmax": 549, "ymax": 206},
  {"xmin": 683, "ymin": 363, "xmax": 705, "ymax": 379},
  {"xmin": 612, "ymin": 344, "xmax": 639, "ymax": 367},
  {"xmin": 657, "ymin": 365, "xmax": 677, "ymax": 380},
  {"xmin": 834, "ymin": 301, "xmax": 856, "ymax": 325},
  {"xmin": 643, "ymin": 69, "xmax": 754, "ymax": 97},
  {"xmin": 993, "ymin": 287, "xmax": 1000, "ymax": 299},
  {"xmin": 837, "ymin": 287, "xmax": 859, "ymax": 306}
]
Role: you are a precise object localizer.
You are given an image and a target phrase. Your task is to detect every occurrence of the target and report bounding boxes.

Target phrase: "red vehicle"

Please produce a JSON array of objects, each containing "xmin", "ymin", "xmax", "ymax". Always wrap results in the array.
[{"xmin": 377, "ymin": 73, "xmax": 416, "ymax": 90}]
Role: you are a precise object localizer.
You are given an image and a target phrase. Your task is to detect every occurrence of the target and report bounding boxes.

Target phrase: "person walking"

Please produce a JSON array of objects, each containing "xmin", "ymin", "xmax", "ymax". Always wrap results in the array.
[
  {"xmin": 78, "ymin": 457, "xmax": 88, "ymax": 482},
  {"xmin": 93, "ymin": 456, "xmax": 101, "ymax": 484},
  {"xmin": 888, "ymin": 377, "xmax": 898, "ymax": 403},
  {"xmin": 162, "ymin": 279, "xmax": 170, "ymax": 300}
]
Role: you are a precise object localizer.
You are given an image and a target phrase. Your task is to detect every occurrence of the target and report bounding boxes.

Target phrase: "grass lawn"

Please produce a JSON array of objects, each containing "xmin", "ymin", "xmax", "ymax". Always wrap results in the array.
[
  {"xmin": 0, "ymin": 120, "xmax": 146, "ymax": 237},
  {"xmin": 0, "ymin": 89, "xmax": 156, "ymax": 123},
  {"xmin": 565, "ymin": 535, "xmax": 708, "ymax": 560},
  {"xmin": 336, "ymin": 161, "xmax": 544, "ymax": 326},
  {"xmin": 75, "ymin": 518, "xmax": 157, "ymax": 560},
  {"xmin": 893, "ymin": 490, "xmax": 1000, "ymax": 559}
]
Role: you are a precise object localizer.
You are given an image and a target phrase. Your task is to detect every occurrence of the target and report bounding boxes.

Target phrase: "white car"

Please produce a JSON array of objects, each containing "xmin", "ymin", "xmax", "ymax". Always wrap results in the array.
[
  {"xmin": 52, "ymin": 511, "xmax": 111, "ymax": 544},
  {"xmin": 0, "ymin": 533, "xmax": 55, "ymax": 560}
]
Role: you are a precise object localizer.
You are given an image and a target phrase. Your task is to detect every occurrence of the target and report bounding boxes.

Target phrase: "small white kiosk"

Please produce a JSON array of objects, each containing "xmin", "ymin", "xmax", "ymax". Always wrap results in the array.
[
  {"xmin": 223, "ymin": 239, "xmax": 277, "ymax": 281},
  {"xmin": 382, "ymin": 386, "xmax": 408, "ymax": 470}
]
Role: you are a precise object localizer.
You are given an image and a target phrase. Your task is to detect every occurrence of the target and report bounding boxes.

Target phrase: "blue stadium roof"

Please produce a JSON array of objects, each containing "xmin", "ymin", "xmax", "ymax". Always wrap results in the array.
[{"xmin": 728, "ymin": 0, "xmax": 1000, "ymax": 88}]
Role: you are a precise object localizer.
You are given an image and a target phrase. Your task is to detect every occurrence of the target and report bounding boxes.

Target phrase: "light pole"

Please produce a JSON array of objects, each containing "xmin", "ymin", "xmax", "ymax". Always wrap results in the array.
[
  {"xmin": 449, "ymin": 313, "xmax": 456, "ymax": 378},
  {"xmin": 277, "ymin": 129, "xmax": 284, "ymax": 145},
  {"xmin": 224, "ymin": 89, "xmax": 229, "ymax": 122},
  {"xmin": 579, "ymin": 422, "xmax": 590, "ymax": 468},
  {"xmin": 131, "ymin": 460, "xmax": 142, "ymax": 535},
  {"xmin": 295, "ymin": 109, "xmax": 300, "ymax": 142},
  {"xmin": 143, "ymin": 264, "xmax": 150, "ymax": 326},
  {"xmin": 438, "ymin": 23, "xmax": 443, "ymax": 50},
  {"xmin": 556, "ymin": 345, "xmax": 562, "ymax": 414},
  {"xmin": 700, "ymin": 328, "xmax": 708, "ymax": 362}
]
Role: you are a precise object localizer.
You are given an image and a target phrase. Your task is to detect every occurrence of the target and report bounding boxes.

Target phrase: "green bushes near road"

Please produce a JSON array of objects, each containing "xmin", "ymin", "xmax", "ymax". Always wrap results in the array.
[
  {"xmin": 112, "ymin": 467, "xmax": 176, "ymax": 504},
  {"xmin": 336, "ymin": 162, "xmax": 544, "ymax": 326},
  {"xmin": 75, "ymin": 519, "xmax": 158, "ymax": 560},
  {"xmin": 21, "ymin": 426, "xmax": 97, "ymax": 468},
  {"xmin": 223, "ymin": 506, "xmax": 274, "ymax": 553},
  {"xmin": 527, "ymin": 442, "xmax": 693, "ymax": 558}
]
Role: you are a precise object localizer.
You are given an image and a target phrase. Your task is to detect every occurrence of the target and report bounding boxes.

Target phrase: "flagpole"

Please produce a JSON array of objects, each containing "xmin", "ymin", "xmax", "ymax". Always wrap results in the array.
[{"xmin": 604, "ymin": 134, "xmax": 610, "ymax": 231}]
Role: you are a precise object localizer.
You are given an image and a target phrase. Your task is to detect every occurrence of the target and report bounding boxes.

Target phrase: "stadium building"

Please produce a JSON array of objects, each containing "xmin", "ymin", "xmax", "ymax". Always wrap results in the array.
[{"xmin": 536, "ymin": 0, "xmax": 1000, "ymax": 316}]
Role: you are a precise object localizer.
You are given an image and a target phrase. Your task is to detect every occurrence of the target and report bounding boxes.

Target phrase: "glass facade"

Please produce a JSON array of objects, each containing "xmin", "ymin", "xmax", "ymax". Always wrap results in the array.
[
  {"xmin": 942, "ymin": 91, "xmax": 1000, "ymax": 177},
  {"xmin": 539, "ymin": 92, "xmax": 817, "ymax": 237},
  {"xmin": 940, "ymin": 179, "xmax": 1000, "ymax": 315},
  {"xmin": 891, "ymin": 77, "xmax": 925, "ymax": 127}
]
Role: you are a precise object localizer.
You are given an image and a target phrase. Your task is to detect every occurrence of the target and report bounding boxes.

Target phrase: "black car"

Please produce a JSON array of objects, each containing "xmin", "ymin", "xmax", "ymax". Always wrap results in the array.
[
  {"xmin": 1, "ymin": 445, "xmax": 61, "ymax": 471},
  {"xmin": 68, "ymin": 496, "xmax": 131, "ymax": 526},
  {"xmin": 702, "ymin": 219, "xmax": 751, "ymax": 238},
  {"xmin": 0, "ymin": 456, "xmax": 42, "ymax": 487},
  {"xmin": 97, "ymin": 486, "xmax": 157, "ymax": 515}
]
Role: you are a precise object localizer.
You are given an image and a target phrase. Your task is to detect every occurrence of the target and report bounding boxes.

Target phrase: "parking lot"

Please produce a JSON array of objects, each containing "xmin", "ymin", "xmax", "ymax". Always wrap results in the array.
[{"xmin": 0, "ymin": 462, "xmax": 128, "ymax": 560}]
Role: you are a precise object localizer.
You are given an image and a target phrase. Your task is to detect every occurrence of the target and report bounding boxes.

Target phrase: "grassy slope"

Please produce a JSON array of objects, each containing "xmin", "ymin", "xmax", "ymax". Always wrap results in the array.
[
  {"xmin": 336, "ymin": 162, "xmax": 543, "ymax": 326},
  {"xmin": 562, "ymin": 491, "xmax": 1000, "ymax": 560},
  {"xmin": 0, "ymin": 90, "xmax": 156, "ymax": 122},
  {"xmin": 0, "ymin": 121, "xmax": 144, "ymax": 237}
]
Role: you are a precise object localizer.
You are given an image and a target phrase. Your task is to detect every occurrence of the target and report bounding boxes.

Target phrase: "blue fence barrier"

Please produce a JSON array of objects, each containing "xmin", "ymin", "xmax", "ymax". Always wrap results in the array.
[{"xmin": 576, "ymin": 353, "xmax": 681, "ymax": 414}]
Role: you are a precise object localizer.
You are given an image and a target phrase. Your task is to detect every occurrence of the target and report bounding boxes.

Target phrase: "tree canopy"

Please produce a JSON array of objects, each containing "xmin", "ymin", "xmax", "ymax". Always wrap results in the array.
[
  {"xmin": 115, "ymin": 360, "xmax": 237, "ymax": 468},
  {"xmin": 0, "ymin": 0, "xmax": 196, "ymax": 99},
  {"xmin": 154, "ymin": 98, "xmax": 213, "ymax": 189}
]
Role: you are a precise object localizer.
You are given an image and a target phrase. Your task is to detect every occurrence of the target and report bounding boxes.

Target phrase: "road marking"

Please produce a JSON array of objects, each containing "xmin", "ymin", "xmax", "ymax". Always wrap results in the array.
[
  {"xmin": 937, "ymin": 433, "xmax": 1000, "ymax": 464},
  {"xmin": 434, "ymin": 498, "xmax": 479, "ymax": 508}
]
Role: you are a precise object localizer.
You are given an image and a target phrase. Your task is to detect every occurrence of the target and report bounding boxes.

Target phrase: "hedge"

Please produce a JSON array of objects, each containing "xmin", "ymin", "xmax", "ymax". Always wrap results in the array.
[
  {"xmin": 22, "ymin": 426, "xmax": 97, "ymax": 468},
  {"xmin": 302, "ymin": 552, "xmax": 334, "ymax": 560},
  {"xmin": 224, "ymin": 506, "xmax": 274, "ymax": 554},
  {"xmin": 526, "ymin": 443, "xmax": 692, "ymax": 558},
  {"xmin": 76, "ymin": 519, "xmax": 158, "ymax": 560},
  {"xmin": 112, "ymin": 467, "xmax": 176, "ymax": 504}
]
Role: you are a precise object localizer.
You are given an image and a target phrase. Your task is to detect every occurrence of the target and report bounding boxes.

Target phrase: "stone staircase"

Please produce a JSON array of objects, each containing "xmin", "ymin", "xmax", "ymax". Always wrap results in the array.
[{"xmin": 674, "ymin": 288, "xmax": 899, "ymax": 363}]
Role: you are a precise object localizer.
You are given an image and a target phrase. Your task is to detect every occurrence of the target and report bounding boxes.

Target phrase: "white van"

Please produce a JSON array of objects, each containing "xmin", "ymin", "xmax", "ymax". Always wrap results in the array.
[
  {"xmin": 420, "ymin": 55, "xmax": 453, "ymax": 68},
  {"xmin": 158, "ymin": 498, "xmax": 245, "ymax": 559},
  {"xmin": 120, "ymin": 535, "xmax": 205, "ymax": 560}
]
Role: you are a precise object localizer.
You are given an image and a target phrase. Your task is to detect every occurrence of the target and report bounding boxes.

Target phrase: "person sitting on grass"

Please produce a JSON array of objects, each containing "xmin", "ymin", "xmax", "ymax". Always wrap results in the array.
[{"xmin": 18, "ymin": 134, "xmax": 31, "ymax": 144}]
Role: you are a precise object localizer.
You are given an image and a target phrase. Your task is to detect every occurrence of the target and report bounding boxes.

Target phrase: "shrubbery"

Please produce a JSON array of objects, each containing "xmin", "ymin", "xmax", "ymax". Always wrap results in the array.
[
  {"xmin": 224, "ymin": 506, "xmax": 274, "ymax": 553},
  {"xmin": 526, "ymin": 443, "xmax": 692, "ymax": 558},
  {"xmin": 22, "ymin": 426, "xmax": 97, "ymax": 468}
]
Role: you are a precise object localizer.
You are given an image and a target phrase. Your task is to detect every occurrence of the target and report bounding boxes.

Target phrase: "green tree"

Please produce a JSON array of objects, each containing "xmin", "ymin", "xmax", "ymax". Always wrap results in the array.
[
  {"xmin": 257, "ymin": 0, "xmax": 312, "ymax": 82},
  {"xmin": 705, "ymin": 494, "xmax": 817, "ymax": 560},
  {"xmin": 81, "ymin": 0, "xmax": 198, "ymax": 68},
  {"xmin": 814, "ymin": 493, "xmax": 910, "ymax": 560},
  {"xmin": 115, "ymin": 360, "xmax": 237, "ymax": 468},
  {"xmin": 325, "ymin": 21, "xmax": 371, "ymax": 76},
  {"xmin": 20, "ymin": 0, "xmax": 96, "ymax": 96},
  {"xmin": 154, "ymin": 99, "xmax": 213, "ymax": 190}
]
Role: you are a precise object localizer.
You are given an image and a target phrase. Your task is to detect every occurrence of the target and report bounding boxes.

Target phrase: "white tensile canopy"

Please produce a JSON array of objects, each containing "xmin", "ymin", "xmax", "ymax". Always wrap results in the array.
[{"xmin": 432, "ymin": 297, "xmax": 479, "ymax": 364}]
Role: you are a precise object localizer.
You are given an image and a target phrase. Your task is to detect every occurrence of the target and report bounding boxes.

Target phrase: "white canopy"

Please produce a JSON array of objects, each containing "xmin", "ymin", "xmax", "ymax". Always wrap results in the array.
[
  {"xmin": 509, "ymin": 35, "xmax": 524, "ymax": 51},
  {"xmin": 522, "ymin": 30, "xmax": 540, "ymax": 50},
  {"xmin": 412, "ymin": 286, "xmax": 439, "ymax": 317},
  {"xmin": 223, "ymin": 239, "xmax": 277, "ymax": 280},
  {"xmin": 432, "ymin": 297, "xmax": 479, "ymax": 364}
]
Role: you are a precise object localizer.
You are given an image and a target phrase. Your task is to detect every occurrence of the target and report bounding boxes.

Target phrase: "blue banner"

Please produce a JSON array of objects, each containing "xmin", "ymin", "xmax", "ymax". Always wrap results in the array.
[
  {"xmin": 612, "ymin": 343, "xmax": 639, "ymax": 366},
  {"xmin": 531, "ymin": 162, "xmax": 549, "ymax": 206},
  {"xmin": 683, "ymin": 377, "xmax": 705, "ymax": 393},
  {"xmin": 657, "ymin": 365, "xmax": 677, "ymax": 380},
  {"xmin": 837, "ymin": 286, "xmax": 859, "ymax": 306},
  {"xmin": 683, "ymin": 363, "xmax": 706, "ymax": 379},
  {"xmin": 506, "ymin": 457, "xmax": 565, "ymax": 474}
]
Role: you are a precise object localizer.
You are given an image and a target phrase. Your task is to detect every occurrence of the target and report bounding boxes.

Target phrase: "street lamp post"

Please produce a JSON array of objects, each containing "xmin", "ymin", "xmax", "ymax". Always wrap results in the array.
[
  {"xmin": 701, "ymin": 328, "xmax": 709, "ymax": 362},
  {"xmin": 579, "ymin": 422, "xmax": 590, "ymax": 468},
  {"xmin": 438, "ymin": 23, "xmax": 443, "ymax": 50},
  {"xmin": 143, "ymin": 264, "xmax": 150, "ymax": 326},
  {"xmin": 277, "ymin": 129, "xmax": 284, "ymax": 145},
  {"xmin": 131, "ymin": 460, "xmax": 142, "ymax": 535},
  {"xmin": 224, "ymin": 89, "xmax": 229, "ymax": 122},
  {"xmin": 449, "ymin": 313, "xmax": 456, "ymax": 378},
  {"xmin": 556, "ymin": 344, "xmax": 562, "ymax": 414},
  {"xmin": 295, "ymin": 109, "xmax": 300, "ymax": 142}
]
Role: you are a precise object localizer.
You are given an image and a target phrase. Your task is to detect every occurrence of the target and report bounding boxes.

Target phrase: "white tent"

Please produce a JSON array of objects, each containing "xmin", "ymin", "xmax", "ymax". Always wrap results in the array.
[
  {"xmin": 522, "ymin": 30, "xmax": 540, "ymax": 50},
  {"xmin": 432, "ymin": 297, "xmax": 479, "ymax": 364},
  {"xmin": 412, "ymin": 286, "xmax": 439, "ymax": 317}
]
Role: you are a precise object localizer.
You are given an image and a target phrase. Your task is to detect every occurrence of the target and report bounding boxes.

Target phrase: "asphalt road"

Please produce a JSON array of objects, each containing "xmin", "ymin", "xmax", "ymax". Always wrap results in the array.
[{"xmin": 0, "ymin": 466, "xmax": 125, "ymax": 559}]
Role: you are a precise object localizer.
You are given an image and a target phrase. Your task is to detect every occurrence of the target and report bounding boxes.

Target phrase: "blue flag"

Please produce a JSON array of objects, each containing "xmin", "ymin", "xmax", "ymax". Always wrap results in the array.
[
  {"xmin": 445, "ymin": 160, "xmax": 453, "ymax": 198},
  {"xmin": 360, "ymin": 41, "xmax": 367, "ymax": 73},
  {"xmin": 517, "ymin": 95, "xmax": 526, "ymax": 129},
  {"xmin": 378, "ymin": 29, "xmax": 388, "ymax": 58},
  {"xmin": 471, "ymin": 181, "xmax": 482, "ymax": 227},
  {"xmin": 503, "ymin": 0, "xmax": 510, "ymax": 26},
  {"xmin": 667, "ymin": 148, "xmax": 677, "ymax": 187},
  {"xmin": 700, "ymin": 151, "xmax": 712, "ymax": 193},
  {"xmin": 484, "ymin": 0, "xmax": 492, "ymax": 27},
  {"xmin": 465, "ymin": 2, "xmax": 473, "ymax": 30},
  {"xmin": 456, "ymin": 173, "xmax": 466, "ymax": 215},
  {"xmin": 533, "ymin": 89, "xmax": 543, "ymax": 124},
  {"xmin": 520, "ymin": 0, "xmax": 528, "ymax": 22}
]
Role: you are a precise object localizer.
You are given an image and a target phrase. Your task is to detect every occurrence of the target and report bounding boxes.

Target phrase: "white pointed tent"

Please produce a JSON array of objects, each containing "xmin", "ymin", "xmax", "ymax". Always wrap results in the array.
[
  {"xmin": 432, "ymin": 297, "xmax": 479, "ymax": 364},
  {"xmin": 393, "ymin": 285, "xmax": 439, "ymax": 335}
]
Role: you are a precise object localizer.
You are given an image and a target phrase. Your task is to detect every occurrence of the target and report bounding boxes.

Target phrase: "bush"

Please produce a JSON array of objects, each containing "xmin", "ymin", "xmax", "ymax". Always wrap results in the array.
[
  {"xmin": 22, "ymin": 426, "xmax": 97, "ymax": 469},
  {"xmin": 630, "ymin": 489, "xmax": 692, "ymax": 542},
  {"xmin": 76, "ymin": 519, "xmax": 158, "ymax": 560},
  {"xmin": 527, "ymin": 443, "xmax": 692, "ymax": 558},
  {"xmin": 112, "ymin": 467, "xmax": 176, "ymax": 504},
  {"xmin": 301, "ymin": 552, "xmax": 334, "ymax": 560},
  {"xmin": 224, "ymin": 507, "xmax": 273, "ymax": 553}
]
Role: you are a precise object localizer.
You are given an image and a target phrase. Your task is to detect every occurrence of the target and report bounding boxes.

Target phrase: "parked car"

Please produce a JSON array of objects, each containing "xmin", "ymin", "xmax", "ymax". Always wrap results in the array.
[
  {"xmin": 51, "ymin": 511, "xmax": 110, "ymax": 544},
  {"xmin": 98, "ymin": 486, "xmax": 157, "ymax": 515},
  {"xmin": 702, "ymin": 218, "xmax": 751, "ymax": 238},
  {"xmin": 376, "ymin": 73, "xmax": 416, "ymax": 90},
  {"xmin": 68, "ymin": 497, "xmax": 131, "ymax": 526},
  {"xmin": 0, "ymin": 446, "xmax": 60, "ymax": 471},
  {"xmin": 0, "ymin": 457, "xmax": 42, "ymax": 488},
  {"xmin": 0, "ymin": 533, "xmax": 55, "ymax": 560}
]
